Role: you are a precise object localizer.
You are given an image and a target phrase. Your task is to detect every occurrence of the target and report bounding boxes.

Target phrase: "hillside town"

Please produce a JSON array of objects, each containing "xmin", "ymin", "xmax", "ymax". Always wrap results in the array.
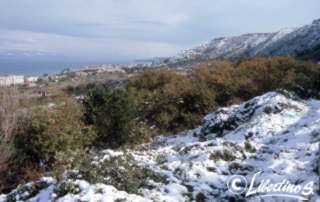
[
  {"xmin": 0, "ymin": 75, "xmax": 38, "ymax": 86},
  {"xmin": 0, "ymin": 62, "xmax": 158, "ymax": 87}
]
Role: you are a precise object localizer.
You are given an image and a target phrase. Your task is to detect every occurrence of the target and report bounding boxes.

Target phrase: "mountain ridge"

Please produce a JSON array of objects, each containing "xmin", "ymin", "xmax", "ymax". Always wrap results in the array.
[{"xmin": 154, "ymin": 19, "xmax": 320, "ymax": 65}]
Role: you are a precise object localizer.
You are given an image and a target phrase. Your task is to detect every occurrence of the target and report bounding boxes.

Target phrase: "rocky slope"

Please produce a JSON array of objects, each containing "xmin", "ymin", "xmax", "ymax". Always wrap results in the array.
[
  {"xmin": 1, "ymin": 92, "xmax": 319, "ymax": 202},
  {"xmin": 155, "ymin": 19, "xmax": 320, "ymax": 65}
]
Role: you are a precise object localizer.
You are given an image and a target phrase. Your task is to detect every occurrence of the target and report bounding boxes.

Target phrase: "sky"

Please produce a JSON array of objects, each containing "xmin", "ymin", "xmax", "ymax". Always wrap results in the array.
[{"xmin": 0, "ymin": 0, "xmax": 319, "ymax": 74}]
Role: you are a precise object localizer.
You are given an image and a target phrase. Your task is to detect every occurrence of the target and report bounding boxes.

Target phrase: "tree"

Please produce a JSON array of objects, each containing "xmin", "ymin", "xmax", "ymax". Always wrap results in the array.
[
  {"xmin": 0, "ymin": 87, "xmax": 28, "ymax": 193},
  {"xmin": 0, "ymin": 87, "xmax": 21, "ymax": 142},
  {"xmin": 83, "ymin": 86, "xmax": 138, "ymax": 148}
]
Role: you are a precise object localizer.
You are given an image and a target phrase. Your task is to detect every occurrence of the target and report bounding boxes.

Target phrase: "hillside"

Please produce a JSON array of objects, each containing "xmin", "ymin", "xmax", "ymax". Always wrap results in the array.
[
  {"xmin": 297, "ymin": 43, "xmax": 320, "ymax": 62},
  {"xmin": 1, "ymin": 92, "xmax": 319, "ymax": 202},
  {"xmin": 154, "ymin": 19, "xmax": 320, "ymax": 65}
]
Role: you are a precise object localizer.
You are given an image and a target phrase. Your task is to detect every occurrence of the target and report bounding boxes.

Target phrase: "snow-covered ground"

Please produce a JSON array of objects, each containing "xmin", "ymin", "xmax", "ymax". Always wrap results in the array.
[{"xmin": 1, "ymin": 92, "xmax": 319, "ymax": 202}]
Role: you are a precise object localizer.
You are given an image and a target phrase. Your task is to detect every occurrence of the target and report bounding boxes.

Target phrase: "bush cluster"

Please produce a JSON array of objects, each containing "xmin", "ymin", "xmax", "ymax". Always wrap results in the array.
[
  {"xmin": 126, "ymin": 57, "xmax": 320, "ymax": 133},
  {"xmin": 0, "ymin": 91, "xmax": 96, "ymax": 193},
  {"xmin": 193, "ymin": 57, "xmax": 320, "ymax": 104},
  {"xmin": 1, "ymin": 56, "xmax": 320, "ymax": 193},
  {"xmin": 0, "ymin": 87, "xmax": 35, "ymax": 193},
  {"xmin": 127, "ymin": 70, "xmax": 216, "ymax": 132},
  {"xmin": 76, "ymin": 153, "xmax": 167, "ymax": 194},
  {"xmin": 83, "ymin": 86, "xmax": 152, "ymax": 148},
  {"xmin": 14, "ymin": 94, "xmax": 95, "ymax": 168}
]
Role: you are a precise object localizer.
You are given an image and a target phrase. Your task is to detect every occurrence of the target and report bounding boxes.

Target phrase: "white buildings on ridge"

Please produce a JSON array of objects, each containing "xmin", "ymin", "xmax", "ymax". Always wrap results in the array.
[
  {"xmin": 0, "ymin": 75, "xmax": 24, "ymax": 86},
  {"xmin": 0, "ymin": 75, "xmax": 39, "ymax": 86}
]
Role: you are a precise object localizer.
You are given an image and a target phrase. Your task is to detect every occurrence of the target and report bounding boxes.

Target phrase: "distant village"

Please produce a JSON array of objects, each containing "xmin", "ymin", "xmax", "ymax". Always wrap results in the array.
[
  {"xmin": 0, "ymin": 75, "xmax": 38, "ymax": 87},
  {"xmin": 0, "ymin": 63, "xmax": 153, "ymax": 87}
]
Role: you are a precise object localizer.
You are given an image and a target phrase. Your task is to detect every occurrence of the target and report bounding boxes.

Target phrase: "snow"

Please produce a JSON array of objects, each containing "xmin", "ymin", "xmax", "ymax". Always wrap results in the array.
[
  {"xmin": 1, "ymin": 91, "xmax": 319, "ymax": 201},
  {"xmin": 164, "ymin": 19, "xmax": 320, "ymax": 63},
  {"xmin": 55, "ymin": 181, "xmax": 148, "ymax": 202}
]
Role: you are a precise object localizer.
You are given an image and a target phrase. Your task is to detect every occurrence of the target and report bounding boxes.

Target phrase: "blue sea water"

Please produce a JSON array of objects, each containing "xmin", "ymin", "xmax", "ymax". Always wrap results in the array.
[{"xmin": 0, "ymin": 60, "xmax": 99, "ymax": 76}]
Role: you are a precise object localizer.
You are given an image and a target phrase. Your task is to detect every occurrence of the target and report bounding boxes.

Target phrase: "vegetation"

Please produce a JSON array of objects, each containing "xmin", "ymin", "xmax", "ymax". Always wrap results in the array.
[
  {"xmin": 0, "ymin": 87, "xmax": 32, "ymax": 193},
  {"xmin": 0, "ymin": 90, "xmax": 94, "ymax": 193},
  {"xmin": 83, "ymin": 86, "xmax": 151, "ymax": 148},
  {"xmin": 127, "ymin": 57, "xmax": 320, "ymax": 133},
  {"xmin": 194, "ymin": 57, "xmax": 320, "ymax": 104},
  {"xmin": 209, "ymin": 149, "xmax": 236, "ymax": 162},
  {"xmin": 14, "ymin": 93, "xmax": 95, "ymax": 168},
  {"xmin": 1, "ymin": 56, "xmax": 320, "ymax": 193},
  {"xmin": 76, "ymin": 153, "xmax": 167, "ymax": 194},
  {"xmin": 128, "ymin": 70, "xmax": 216, "ymax": 132},
  {"xmin": 244, "ymin": 141, "xmax": 256, "ymax": 153}
]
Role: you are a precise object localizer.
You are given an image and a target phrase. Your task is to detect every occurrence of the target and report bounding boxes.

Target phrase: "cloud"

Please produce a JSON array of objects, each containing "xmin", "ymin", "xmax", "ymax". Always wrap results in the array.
[
  {"xmin": 0, "ymin": 29, "xmax": 182, "ymax": 62},
  {"xmin": 0, "ymin": 0, "xmax": 319, "ymax": 63}
]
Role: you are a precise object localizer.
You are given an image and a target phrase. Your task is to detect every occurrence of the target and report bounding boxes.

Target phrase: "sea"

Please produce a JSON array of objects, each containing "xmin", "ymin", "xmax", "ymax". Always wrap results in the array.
[
  {"xmin": 0, "ymin": 57, "xmax": 132, "ymax": 76},
  {"xmin": 0, "ymin": 60, "xmax": 122, "ymax": 76}
]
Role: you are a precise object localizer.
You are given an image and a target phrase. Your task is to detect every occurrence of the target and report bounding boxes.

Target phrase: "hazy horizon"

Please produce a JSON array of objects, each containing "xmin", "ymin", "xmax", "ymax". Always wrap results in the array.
[{"xmin": 0, "ymin": 0, "xmax": 319, "ymax": 75}]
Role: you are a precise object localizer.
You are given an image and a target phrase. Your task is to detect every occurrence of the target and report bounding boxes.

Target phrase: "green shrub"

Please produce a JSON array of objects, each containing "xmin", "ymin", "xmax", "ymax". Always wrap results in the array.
[
  {"xmin": 195, "ymin": 192, "xmax": 207, "ymax": 202},
  {"xmin": 13, "ymin": 95, "xmax": 95, "ymax": 169},
  {"xmin": 192, "ymin": 60, "xmax": 235, "ymax": 105},
  {"xmin": 128, "ymin": 70, "xmax": 216, "ymax": 132},
  {"xmin": 316, "ymin": 157, "xmax": 320, "ymax": 176},
  {"xmin": 77, "ymin": 153, "xmax": 167, "ymax": 194},
  {"xmin": 127, "ymin": 58, "xmax": 320, "ymax": 133},
  {"xmin": 53, "ymin": 181, "xmax": 81, "ymax": 198},
  {"xmin": 5, "ymin": 179, "xmax": 51, "ymax": 201},
  {"xmin": 193, "ymin": 57, "xmax": 320, "ymax": 104},
  {"xmin": 83, "ymin": 86, "xmax": 147, "ymax": 148},
  {"xmin": 0, "ymin": 87, "xmax": 25, "ymax": 193},
  {"xmin": 244, "ymin": 141, "xmax": 256, "ymax": 153},
  {"xmin": 209, "ymin": 149, "xmax": 236, "ymax": 162}
]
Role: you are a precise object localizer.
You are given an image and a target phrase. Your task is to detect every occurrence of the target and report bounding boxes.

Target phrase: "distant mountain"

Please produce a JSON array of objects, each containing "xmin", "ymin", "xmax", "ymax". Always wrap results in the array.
[
  {"xmin": 155, "ymin": 19, "xmax": 320, "ymax": 65},
  {"xmin": 296, "ymin": 43, "xmax": 320, "ymax": 61}
]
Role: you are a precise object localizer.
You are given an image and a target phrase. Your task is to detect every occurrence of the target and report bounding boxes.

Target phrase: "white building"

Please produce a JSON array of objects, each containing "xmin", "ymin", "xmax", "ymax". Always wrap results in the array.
[
  {"xmin": 25, "ymin": 76, "xmax": 39, "ymax": 83},
  {"xmin": 0, "ymin": 75, "xmax": 25, "ymax": 86}
]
